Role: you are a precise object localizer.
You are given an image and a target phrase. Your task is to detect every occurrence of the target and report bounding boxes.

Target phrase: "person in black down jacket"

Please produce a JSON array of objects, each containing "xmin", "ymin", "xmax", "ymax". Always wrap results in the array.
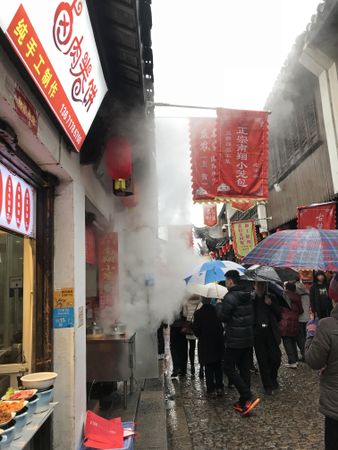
[
  {"xmin": 192, "ymin": 297, "xmax": 224, "ymax": 396},
  {"xmin": 252, "ymin": 281, "xmax": 282, "ymax": 396},
  {"xmin": 217, "ymin": 270, "xmax": 260, "ymax": 415}
]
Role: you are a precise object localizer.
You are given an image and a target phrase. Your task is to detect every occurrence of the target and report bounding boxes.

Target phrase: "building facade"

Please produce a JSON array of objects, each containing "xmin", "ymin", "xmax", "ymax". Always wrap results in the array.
[{"xmin": 0, "ymin": 0, "xmax": 154, "ymax": 449}]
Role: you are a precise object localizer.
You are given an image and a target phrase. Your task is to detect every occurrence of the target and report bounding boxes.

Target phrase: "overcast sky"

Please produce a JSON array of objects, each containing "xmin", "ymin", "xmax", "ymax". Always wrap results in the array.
[{"xmin": 152, "ymin": 0, "xmax": 321, "ymax": 226}]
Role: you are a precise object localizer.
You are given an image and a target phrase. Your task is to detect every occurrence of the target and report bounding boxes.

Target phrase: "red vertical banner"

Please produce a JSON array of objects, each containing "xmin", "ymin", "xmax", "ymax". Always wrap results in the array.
[
  {"xmin": 98, "ymin": 232, "xmax": 119, "ymax": 310},
  {"xmin": 297, "ymin": 203, "xmax": 336, "ymax": 229},
  {"xmin": 189, "ymin": 118, "xmax": 219, "ymax": 201},
  {"xmin": 231, "ymin": 220, "xmax": 257, "ymax": 259},
  {"xmin": 217, "ymin": 108, "xmax": 269, "ymax": 202},
  {"xmin": 203, "ymin": 204, "xmax": 218, "ymax": 227},
  {"xmin": 85, "ymin": 226, "xmax": 97, "ymax": 265}
]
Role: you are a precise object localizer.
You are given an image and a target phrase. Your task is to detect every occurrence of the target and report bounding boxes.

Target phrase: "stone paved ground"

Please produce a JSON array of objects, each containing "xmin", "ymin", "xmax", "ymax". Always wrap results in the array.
[{"xmin": 165, "ymin": 355, "xmax": 324, "ymax": 450}]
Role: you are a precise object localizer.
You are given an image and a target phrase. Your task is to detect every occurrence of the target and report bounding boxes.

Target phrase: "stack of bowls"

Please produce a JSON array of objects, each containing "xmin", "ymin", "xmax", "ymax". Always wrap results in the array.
[
  {"xmin": 0, "ymin": 420, "xmax": 15, "ymax": 449},
  {"xmin": 13, "ymin": 406, "xmax": 28, "ymax": 440}
]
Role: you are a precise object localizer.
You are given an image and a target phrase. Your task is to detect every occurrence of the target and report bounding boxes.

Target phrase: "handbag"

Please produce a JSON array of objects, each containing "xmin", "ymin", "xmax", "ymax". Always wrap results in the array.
[{"xmin": 180, "ymin": 320, "xmax": 193, "ymax": 335}]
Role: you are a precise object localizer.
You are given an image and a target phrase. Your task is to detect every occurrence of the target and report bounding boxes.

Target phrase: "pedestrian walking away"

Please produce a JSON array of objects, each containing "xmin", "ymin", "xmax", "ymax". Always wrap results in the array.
[
  {"xmin": 305, "ymin": 295, "xmax": 338, "ymax": 450},
  {"xmin": 170, "ymin": 309, "xmax": 188, "ymax": 377},
  {"xmin": 183, "ymin": 294, "xmax": 201, "ymax": 375},
  {"xmin": 217, "ymin": 270, "xmax": 260, "ymax": 415},
  {"xmin": 192, "ymin": 297, "xmax": 224, "ymax": 396},
  {"xmin": 280, "ymin": 282, "xmax": 303, "ymax": 368},
  {"xmin": 295, "ymin": 279, "xmax": 310, "ymax": 361},
  {"xmin": 252, "ymin": 281, "xmax": 282, "ymax": 395},
  {"xmin": 310, "ymin": 271, "xmax": 333, "ymax": 319}
]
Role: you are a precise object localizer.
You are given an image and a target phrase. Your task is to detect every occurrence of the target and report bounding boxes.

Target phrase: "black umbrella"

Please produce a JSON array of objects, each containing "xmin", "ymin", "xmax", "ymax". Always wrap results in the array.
[{"xmin": 245, "ymin": 265, "xmax": 299, "ymax": 284}]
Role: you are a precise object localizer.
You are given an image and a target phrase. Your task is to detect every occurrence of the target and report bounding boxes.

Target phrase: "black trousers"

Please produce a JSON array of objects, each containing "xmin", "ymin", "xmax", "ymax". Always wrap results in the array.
[
  {"xmin": 170, "ymin": 327, "xmax": 188, "ymax": 373},
  {"xmin": 254, "ymin": 327, "xmax": 281, "ymax": 389},
  {"xmin": 282, "ymin": 336, "xmax": 298, "ymax": 364},
  {"xmin": 205, "ymin": 361, "xmax": 223, "ymax": 393},
  {"xmin": 296, "ymin": 322, "xmax": 306, "ymax": 358},
  {"xmin": 157, "ymin": 325, "xmax": 165, "ymax": 354},
  {"xmin": 223, "ymin": 347, "xmax": 252, "ymax": 405},
  {"xmin": 187, "ymin": 338, "xmax": 196, "ymax": 366},
  {"xmin": 325, "ymin": 416, "xmax": 338, "ymax": 450}
]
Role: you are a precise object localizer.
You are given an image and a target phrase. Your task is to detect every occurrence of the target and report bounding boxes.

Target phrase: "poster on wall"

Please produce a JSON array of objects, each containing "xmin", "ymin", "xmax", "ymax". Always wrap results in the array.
[
  {"xmin": 231, "ymin": 220, "xmax": 257, "ymax": 259},
  {"xmin": 297, "ymin": 202, "xmax": 336, "ymax": 229},
  {"xmin": 0, "ymin": 163, "xmax": 36, "ymax": 237},
  {"xmin": 97, "ymin": 232, "xmax": 119, "ymax": 310},
  {"xmin": 0, "ymin": 1, "xmax": 107, "ymax": 151}
]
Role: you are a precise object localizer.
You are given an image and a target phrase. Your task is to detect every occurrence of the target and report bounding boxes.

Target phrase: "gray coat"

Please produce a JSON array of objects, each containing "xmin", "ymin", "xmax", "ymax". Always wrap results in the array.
[{"xmin": 305, "ymin": 304, "xmax": 338, "ymax": 420}]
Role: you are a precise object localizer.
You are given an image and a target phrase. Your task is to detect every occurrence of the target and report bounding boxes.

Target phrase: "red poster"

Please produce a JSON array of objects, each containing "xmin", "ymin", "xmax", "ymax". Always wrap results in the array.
[
  {"xmin": 15, "ymin": 182, "xmax": 22, "ymax": 228},
  {"xmin": 203, "ymin": 204, "xmax": 218, "ymax": 227},
  {"xmin": 217, "ymin": 108, "xmax": 269, "ymax": 201},
  {"xmin": 24, "ymin": 188, "xmax": 30, "ymax": 232},
  {"xmin": 297, "ymin": 203, "xmax": 336, "ymax": 229},
  {"xmin": 98, "ymin": 232, "xmax": 119, "ymax": 309},
  {"xmin": 189, "ymin": 118, "xmax": 219, "ymax": 201},
  {"xmin": 5, "ymin": 176, "xmax": 13, "ymax": 224},
  {"xmin": 85, "ymin": 226, "xmax": 97, "ymax": 265}
]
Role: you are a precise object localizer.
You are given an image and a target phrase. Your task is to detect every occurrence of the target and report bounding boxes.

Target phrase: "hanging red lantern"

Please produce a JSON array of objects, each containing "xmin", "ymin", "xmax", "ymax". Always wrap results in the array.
[{"xmin": 105, "ymin": 136, "xmax": 133, "ymax": 195}]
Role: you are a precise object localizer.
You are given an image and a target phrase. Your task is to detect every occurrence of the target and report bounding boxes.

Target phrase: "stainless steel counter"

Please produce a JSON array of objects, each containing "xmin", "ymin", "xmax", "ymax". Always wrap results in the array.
[{"xmin": 86, "ymin": 333, "xmax": 135, "ymax": 408}]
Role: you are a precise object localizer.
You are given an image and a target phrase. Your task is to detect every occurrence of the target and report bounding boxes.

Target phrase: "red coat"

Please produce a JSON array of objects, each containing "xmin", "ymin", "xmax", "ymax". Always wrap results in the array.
[{"xmin": 279, "ymin": 291, "xmax": 303, "ymax": 337}]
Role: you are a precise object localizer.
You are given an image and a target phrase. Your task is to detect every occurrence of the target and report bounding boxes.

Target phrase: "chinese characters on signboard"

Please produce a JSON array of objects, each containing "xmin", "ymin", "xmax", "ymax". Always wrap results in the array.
[
  {"xmin": 189, "ymin": 109, "xmax": 269, "ymax": 204},
  {"xmin": 14, "ymin": 86, "xmax": 38, "ymax": 134},
  {"xmin": 0, "ymin": 162, "xmax": 35, "ymax": 237},
  {"xmin": 231, "ymin": 220, "xmax": 257, "ymax": 259},
  {"xmin": 203, "ymin": 204, "xmax": 218, "ymax": 227},
  {"xmin": 189, "ymin": 118, "xmax": 219, "ymax": 201},
  {"xmin": 297, "ymin": 203, "xmax": 336, "ymax": 230},
  {"xmin": 98, "ymin": 232, "xmax": 119, "ymax": 310},
  {"xmin": 0, "ymin": 1, "xmax": 107, "ymax": 151}
]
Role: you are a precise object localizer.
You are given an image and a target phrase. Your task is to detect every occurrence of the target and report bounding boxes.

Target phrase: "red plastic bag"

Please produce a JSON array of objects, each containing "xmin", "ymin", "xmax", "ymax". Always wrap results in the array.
[{"xmin": 85, "ymin": 411, "xmax": 124, "ymax": 449}]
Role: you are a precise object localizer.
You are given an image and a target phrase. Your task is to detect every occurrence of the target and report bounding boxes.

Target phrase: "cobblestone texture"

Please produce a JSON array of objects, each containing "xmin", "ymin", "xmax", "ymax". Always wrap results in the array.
[{"xmin": 165, "ymin": 356, "xmax": 324, "ymax": 450}]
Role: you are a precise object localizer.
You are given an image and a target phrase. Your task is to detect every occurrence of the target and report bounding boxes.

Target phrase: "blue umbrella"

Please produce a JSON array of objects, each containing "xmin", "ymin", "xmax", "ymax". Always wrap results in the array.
[{"xmin": 185, "ymin": 260, "xmax": 245, "ymax": 285}]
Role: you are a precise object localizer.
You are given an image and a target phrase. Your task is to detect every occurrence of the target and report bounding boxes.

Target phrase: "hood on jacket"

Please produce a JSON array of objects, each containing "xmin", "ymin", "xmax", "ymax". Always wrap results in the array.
[{"xmin": 228, "ymin": 285, "xmax": 252, "ymax": 303}]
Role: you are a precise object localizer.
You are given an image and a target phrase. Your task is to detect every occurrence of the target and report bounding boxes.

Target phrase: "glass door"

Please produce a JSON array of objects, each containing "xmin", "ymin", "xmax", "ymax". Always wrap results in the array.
[{"xmin": 0, "ymin": 230, "xmax": 34, "ymax": 384}]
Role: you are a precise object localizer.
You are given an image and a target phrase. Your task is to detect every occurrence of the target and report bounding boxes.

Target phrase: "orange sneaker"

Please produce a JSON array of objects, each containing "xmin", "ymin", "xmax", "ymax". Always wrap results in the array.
[{"xmin": 241, "ymin": 398, "xmax": 260, "ymax": 415}]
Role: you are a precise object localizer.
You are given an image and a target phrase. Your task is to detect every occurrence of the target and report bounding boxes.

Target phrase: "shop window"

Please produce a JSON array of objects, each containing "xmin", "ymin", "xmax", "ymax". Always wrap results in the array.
[{"xmin": 0, "ymin": 230, "xmax": 35, "ymax": 375}]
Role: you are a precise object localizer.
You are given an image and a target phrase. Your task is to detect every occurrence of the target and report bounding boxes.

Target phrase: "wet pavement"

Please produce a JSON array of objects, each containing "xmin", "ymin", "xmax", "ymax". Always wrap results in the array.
[{"xmin": 165, "ymin": 354, "xmax": 324, "ymax": 450}]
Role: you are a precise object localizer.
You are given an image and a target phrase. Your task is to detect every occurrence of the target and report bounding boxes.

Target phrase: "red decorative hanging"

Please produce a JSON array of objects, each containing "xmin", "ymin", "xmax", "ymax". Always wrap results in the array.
[{"xmin": 105, "ymin": 136, "xmax": 132, "ymax": 194}]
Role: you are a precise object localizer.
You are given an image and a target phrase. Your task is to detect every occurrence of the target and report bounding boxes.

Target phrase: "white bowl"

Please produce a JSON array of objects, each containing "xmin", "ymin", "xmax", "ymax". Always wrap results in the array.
[{"xmin": 20, "ymin": 372, "xmax": 58, "ymax": 390}]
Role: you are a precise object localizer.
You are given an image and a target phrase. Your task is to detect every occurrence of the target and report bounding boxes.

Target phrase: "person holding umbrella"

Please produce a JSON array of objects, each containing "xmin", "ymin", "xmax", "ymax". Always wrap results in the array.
[{"xmin": 252, "ymin": 281, "xmax": 282, "ymax": 395}]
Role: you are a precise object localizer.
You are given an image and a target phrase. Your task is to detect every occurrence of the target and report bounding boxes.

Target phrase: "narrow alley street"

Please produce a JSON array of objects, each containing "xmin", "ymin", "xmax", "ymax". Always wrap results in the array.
[{"xmin": 166, "ymin": 357, "xmax": 324, "ymax": 450}]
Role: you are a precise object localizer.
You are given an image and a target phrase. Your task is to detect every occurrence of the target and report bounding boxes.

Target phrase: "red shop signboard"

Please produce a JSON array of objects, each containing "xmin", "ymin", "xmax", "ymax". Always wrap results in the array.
[{"xmin": 297, "ymin": 203, "xmax": 336, "ymax": 229}]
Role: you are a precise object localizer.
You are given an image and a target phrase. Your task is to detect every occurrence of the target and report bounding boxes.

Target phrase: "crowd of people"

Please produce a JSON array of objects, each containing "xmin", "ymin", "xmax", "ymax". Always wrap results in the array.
[{"xmin": 160, "ymin": 270, "xmax": 338, "ymax": 450}]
